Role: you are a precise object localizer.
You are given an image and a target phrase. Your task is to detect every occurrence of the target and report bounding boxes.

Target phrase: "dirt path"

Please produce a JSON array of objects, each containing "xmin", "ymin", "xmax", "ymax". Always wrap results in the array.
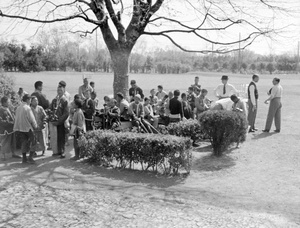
[{"xmin": 0, "ymin": 125, "xmax": 299, "ymax": 228}]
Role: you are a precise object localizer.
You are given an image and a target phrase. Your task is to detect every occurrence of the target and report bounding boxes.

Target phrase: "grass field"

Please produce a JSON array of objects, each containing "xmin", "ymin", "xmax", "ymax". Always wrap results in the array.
[{"xmin": 1, "ymin": 71, "xmax": 300, "ymax": 226}]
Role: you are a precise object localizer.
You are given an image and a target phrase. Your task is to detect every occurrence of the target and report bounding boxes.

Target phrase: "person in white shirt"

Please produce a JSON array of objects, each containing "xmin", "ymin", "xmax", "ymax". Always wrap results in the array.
[
  {"xmin": 156, "ymin": 85, "xmax": 167, "ymax": 101},
  {"xmin": 214, "ymin": 75, "xmax": 237, "ymax": 99},
  {"xmin": 263, "ymin": 78, "xmax": 283, "ymax": 133},
  {"xmin": 78, "ymin": 77, "xmax": 93, "ymax": 100},
  {"xmin": 231, "ymin": 95, "xmax": 247, "ymax": 117},
  {"xmin": 248, "ymin": 74, "xmax": 259, "ymax": 132}
]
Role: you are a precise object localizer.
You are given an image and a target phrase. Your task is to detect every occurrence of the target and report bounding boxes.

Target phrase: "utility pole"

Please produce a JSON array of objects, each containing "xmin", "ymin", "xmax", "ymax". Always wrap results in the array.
[
  {"xmin": 238, "ymin": 33, "xmax": 241, "ymax": 73},
  {"xmin": 297, "ymin": 41, "xmax": 300, "ymax": 73}
]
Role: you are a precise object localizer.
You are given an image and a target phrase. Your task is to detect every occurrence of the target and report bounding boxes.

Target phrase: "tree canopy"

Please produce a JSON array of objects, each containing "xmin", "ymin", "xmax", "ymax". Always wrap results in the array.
[{"xmin": 0, "ymin": 0, "xmax": 296, "ymax": 96}]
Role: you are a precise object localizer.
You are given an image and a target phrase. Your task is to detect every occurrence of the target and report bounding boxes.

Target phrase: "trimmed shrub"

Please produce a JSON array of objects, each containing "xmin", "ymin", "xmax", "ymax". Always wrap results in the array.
[
  {"xmin": 78, "ymin": 130, "xmax": 192, "ymax": 175},
  {"xmin": 199, "ymin": 110, "xmax": 248, "ymax": 156},
  {"xmin": 158, "ymin": 119, "xmax": 203, "ymax": 143}
]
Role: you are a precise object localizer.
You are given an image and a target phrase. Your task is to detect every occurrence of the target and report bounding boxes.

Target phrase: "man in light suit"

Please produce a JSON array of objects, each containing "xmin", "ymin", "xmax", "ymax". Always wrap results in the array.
[{"xmin": 263, "ymin": 78, "xmax": 283, "ymax": 133}]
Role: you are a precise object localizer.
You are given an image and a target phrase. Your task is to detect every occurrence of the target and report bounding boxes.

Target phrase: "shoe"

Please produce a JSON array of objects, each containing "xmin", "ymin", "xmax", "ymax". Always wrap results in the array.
[
  {"xmin": 47, "ymin": 146, "xmax": 52, "ymax": 150},
  {"xmin": 248, "ymin": 129, "xmax": 255, "ymax": 133},
  {"xmin": 192, "ymin": 142, "xmax": 200, "ymax": 147},
  {"xmin": 253, "ymin": 128, "xmax": 258, "ymax": 131},
  {"xmin": 274, "ymin": 130, "xmax": 280, "ymax": 133},
  {"xmin": 52, "ymin": 153, "xmax": 61, "ymax": 156},
  {"xmin": 70, "ymin": 156, "xmax": 79, "ymax": 161},
  {"xmin": 27, "ymin": 157, "xmax": 36, "ymax": 164},
  {"xmin": 262, "ymin": 129, "xmax": 269, "ymax": 133},
  {"xmin": 60, "ymin": 154, "xmax": 65, "ymax": 159},
  {"xmin": 12, "ymin": 154, "xmax": 22, "ymax": 159}
]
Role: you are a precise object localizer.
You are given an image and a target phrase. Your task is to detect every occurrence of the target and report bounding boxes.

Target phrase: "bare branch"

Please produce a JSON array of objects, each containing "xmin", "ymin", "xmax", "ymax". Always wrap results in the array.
[
  {"xmin": 149, "ymin": 32, "xmax": 263, "ymax": 54},
  {"xmin": 70, "ymin": 26, "xmax": 99, "ymax": 37}
]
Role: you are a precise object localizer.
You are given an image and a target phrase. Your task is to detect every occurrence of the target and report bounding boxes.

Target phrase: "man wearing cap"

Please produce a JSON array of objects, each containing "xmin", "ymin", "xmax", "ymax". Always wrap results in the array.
[
  {"xmin": 13, "ymin": 94, "xmax": 37, "ymax": 164},
  {"xmin": 129, "ymin": 80, "xmax": 144, "ymax": 102},
  {"xmin": 31, "ymin": 81, "xmax": 50, "ymax": 110},
  {"xmin": 116, "ymin": 92, "xmax": 129, "ymax": 120},
  {"xmin": 128, "ymin": 94, "xmax": 144, "ymax": 129},
  {"xmin": 263, "ymin": 77, "xmax": 283, "ymax": 133},
  {"xmin": 78, "ymin": 78, "xmax": 93, "ymax": 100},
  {"xmin": 248, "ymin": 74, "xmax": 259, "ymax": 132},
  {"xmin": 156, "ymin": 85, "xmax": 167, "ymax": 101},
  {"xmin": 49, "ymin": 86, "xmax": 69, "ymax": 158},
  {"xmin": 214, "ymin": 75, "xmax": 237, "ymax": 99}
]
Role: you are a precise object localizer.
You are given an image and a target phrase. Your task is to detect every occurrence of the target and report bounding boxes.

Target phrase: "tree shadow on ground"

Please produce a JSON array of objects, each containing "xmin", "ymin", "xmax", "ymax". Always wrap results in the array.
[
  {"xmin": 251, "ymin": 132, "xmax": 276, "ymax": 140},
  {"xmin": 192, "ymin": 153, "xmax": 235, "ymax": 172},
  {"xmin": 0, "ymin": 149, "xmax": 187, "ymax": 189}
]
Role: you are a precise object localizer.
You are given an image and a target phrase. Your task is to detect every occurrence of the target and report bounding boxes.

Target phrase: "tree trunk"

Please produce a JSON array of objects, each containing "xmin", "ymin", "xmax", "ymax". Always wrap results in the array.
[{"xmin": 110, "ymin": 49, "xmax": 131, "ymax": 99}]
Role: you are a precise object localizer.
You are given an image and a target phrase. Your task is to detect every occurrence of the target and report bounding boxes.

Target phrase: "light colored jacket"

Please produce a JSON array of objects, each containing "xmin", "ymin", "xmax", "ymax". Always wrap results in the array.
[{"xmin": 13, "ymin": 103, "xmax": 37, "ymax": 132}]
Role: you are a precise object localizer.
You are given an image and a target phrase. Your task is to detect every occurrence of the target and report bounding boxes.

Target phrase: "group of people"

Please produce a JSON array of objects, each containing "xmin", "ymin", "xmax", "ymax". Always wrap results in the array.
[{"xmin": 0, "ymin": 73, "xmax": 283, "ymax": 163}]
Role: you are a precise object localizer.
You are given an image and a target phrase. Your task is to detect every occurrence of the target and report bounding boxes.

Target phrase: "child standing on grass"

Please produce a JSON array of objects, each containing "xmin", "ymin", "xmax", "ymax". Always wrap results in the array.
[{"xmin": 70, "ymin": 99, "xmax": 85, "ymax": 160}]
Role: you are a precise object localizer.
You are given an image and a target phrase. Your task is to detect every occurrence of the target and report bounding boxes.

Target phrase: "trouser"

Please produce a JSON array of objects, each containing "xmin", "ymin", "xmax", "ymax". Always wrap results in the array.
[
  {"xmin": 265, "ymin": 97, "xmax": 282, "ymax": 131},
  {"xmin": 248, "ymin": 101, "xmax": 257, "ymax": 129},
  {"xmin": 57, "ymin": 124, "xmax": 66, "ymax": 154},
  {"xmin": 18, "ymin": 131, "xmax": 34, "ymax": 154},
  {"xmin": 0, "ymin": 133, "xmax": 15, "ymax": 155},
  {"xmin": 73, "ymin": 136, "xmax": 80, "ymax": 158},
  {"xmin": 85, "ymin": 120, "xmax": 93, "ymax": 131}
]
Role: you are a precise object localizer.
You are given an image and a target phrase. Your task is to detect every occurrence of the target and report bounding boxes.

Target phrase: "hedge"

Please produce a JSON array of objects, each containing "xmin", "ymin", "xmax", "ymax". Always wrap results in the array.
[
  {"xmin": 78, "ymin": 130, "xmax": 192, "ymax": 175},
  {"xmin": 199, "ymin": 110, "xmax": 248, "ymax": 156},
  {"xmin": 158, "ymin": 119, "xmax": 203, "ymax": 144}
]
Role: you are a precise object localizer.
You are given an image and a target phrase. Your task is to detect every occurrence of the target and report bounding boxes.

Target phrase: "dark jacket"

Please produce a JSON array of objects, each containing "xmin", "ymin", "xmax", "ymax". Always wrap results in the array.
[
  {"xmin": 0, "ymin": 106, "xmax": 14, "ymax": 135},
  {"xmin": 82, "ymin": 98, "xmax": 95, "ymax": 120},
  {"xmin": 129, "ymin": 86, "xmax": 144, "ymax": 101},
  {"xmin": 32, "ymin": 91, "xmax": 50, "ymax": 110},
  {"xmin": 50, "ymin": 96, "xmax": 69, "ymax": 125},
  {"xmin": 169, "ymin": 97, "xmax": 183, "ymax": 118}
]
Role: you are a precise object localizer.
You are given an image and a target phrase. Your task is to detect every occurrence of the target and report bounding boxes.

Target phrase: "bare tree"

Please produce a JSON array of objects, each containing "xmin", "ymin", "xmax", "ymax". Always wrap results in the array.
[{"xmin": 0, "ymin": 0, "xmax": 292, "ymax": 96}]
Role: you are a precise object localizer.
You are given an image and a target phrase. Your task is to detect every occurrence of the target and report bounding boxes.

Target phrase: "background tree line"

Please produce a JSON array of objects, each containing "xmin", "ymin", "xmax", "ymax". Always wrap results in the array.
[{"xmin": 0, "ymin": 37, "xmax": 299, "ymax": 75}]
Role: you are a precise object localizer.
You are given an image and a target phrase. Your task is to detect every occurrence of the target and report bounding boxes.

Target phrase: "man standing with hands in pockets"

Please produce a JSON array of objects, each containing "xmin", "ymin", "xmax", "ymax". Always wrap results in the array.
[
  {"xmin": 262, "ymin": 78, "xmax": 283, "ymax": 133},
  {"xmin": 248, "ymin": 74, "xmax": 259, "ymax": 132}
]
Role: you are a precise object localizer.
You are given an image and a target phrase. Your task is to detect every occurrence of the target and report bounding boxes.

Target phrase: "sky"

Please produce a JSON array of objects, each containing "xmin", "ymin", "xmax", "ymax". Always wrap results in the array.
[{"xmin": 0, "ymin": 0, "xmax": 300, "ymax": 56}]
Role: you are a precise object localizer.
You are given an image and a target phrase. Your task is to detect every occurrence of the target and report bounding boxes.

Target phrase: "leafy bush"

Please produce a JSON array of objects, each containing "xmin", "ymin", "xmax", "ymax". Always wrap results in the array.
[
  {"xmin": 0, "ymin": 72, "xmax": 15, "ymax": 98},
  {"xmin": 158, "ymin": 119, "xmax": 203, "ymax": 143},
  {"xmin": 78, "ymin": 130, "xmax": 192, "ymax": 175},
  {"xmin": 199, "ymin": 110, "xmax": 248, "ymax": 156}
]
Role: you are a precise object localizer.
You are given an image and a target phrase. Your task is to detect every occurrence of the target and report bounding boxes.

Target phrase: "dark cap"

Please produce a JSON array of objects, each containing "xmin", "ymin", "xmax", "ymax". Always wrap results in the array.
[
  {"xmin": 58, "ymin": 81, "xmax": 67, "ymax": 88},
  {"xmin": 130, "ymin": 80, "xmax": 136, "ymax": 85},
  {"xmin": 221, "ymin": 75, "xmax": 229, "ymax": 80},
  {"xmin": 22, "ymin": 94, "xmax": 32, "ymax": 102}
]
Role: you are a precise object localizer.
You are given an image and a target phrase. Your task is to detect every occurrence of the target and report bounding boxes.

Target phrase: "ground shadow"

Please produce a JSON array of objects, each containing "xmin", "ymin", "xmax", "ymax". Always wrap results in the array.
[
  {"xmin": 193, "ymin": 144, "xmax": 212, "ymax": 153},
  {"xmin": 192, "ymin": 153, "xmax": 235, "ymax": 172},
  {"xmin": 252, "ymin": 132, "xmax": 276, "ymax": 140}
]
